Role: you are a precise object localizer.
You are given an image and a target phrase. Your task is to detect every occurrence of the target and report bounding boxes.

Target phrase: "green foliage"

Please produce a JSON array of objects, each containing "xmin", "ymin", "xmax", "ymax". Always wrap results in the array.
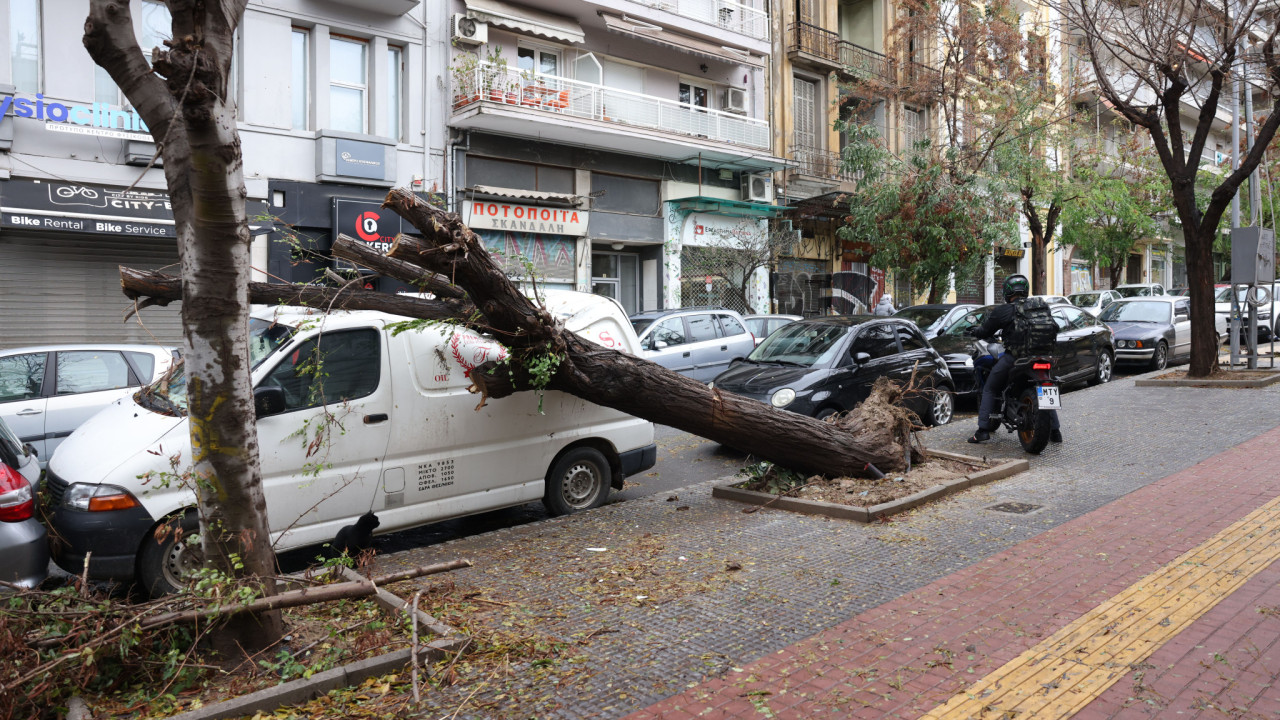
[{"xmin": 737, "ymin": 461, "xmax": 808, "ymax": 495}]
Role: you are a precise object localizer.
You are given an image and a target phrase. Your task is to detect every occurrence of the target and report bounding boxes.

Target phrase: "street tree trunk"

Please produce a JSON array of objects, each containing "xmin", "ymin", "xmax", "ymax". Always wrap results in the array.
[
  {"xmin": 368, "ymin": 192, "xmax": 923, "ymax": 478},
  {"xmin": 1021, "ymin": 193, "xmax": 1061, "ymax": 297},
  {"xmin": 85, "ymin": 0, "xmax": 280, "ymax": 650}
]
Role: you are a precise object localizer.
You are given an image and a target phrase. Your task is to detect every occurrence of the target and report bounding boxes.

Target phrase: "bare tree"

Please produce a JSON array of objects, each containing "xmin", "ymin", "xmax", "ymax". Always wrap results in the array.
[
  {"xmin": 84, "ymin": 0, "xmax": 280, "ymax": 650},
  {"xmin": 1058, "ymin": 0, "xmax": 1280, "ymax": 376}
]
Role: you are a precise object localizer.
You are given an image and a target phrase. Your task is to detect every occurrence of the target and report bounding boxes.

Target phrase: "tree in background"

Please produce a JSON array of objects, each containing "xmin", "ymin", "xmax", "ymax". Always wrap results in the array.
[
  {"xmin": 682, "ymin": 219, "xmax": 795, "ymax": 314},
  {"xmin": 1057, "ymin": 0, "xmax": 1280, "ymax": 376}
]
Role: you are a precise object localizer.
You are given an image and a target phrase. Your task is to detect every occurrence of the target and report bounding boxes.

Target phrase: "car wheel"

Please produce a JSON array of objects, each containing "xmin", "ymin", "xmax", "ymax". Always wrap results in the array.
[
  {"xmin": 542, "ymin": 447, "xmax": 611, "ymax": 516},
  {"xmin": 814, "ymin": 407, "xmax": 840, "ymax": 422},
  {"xmin": 1090, "ymin": 350, "xmax": 1113, "ymax": 386},
  {"xmin": 925, "ymin": 387, "xmax": 954, "ymax": 426},
  {"xmin": 137, "ymin": 510, "xmax": 202, "ymax": 598},
  {"xmin": 1149, "ymin": 341, "xmax": 1168, "ymax": 371}
]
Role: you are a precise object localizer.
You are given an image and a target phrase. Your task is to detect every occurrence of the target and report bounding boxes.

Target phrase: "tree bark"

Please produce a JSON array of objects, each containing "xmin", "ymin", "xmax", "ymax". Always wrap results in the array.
[
  {"xmin": 381, "ymin": 189, "xmax": 922, "ymax": 477},
  {"xmin": 86, "ymin": 0, "xmax": 280, "ymax": 651}
]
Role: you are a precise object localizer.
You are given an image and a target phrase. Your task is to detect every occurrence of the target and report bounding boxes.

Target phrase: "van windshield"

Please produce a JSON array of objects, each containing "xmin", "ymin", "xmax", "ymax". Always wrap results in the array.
[{"xmin": 137, "ymin": 318, "xmax": 295, "ymax": 415}]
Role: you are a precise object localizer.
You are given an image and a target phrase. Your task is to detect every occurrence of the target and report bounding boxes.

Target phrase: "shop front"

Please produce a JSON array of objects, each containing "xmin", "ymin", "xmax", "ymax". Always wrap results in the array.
[
  {"xmin": 1151, "ymin": 246, "xmax": 1168, "ymax": 288},
  {"xmin": 0, "ymin": 179, "xmax": 183, "ymax": 347},
  {"xmin": 993, "ymin": 247, "xmax": 1026, "ymax": 303},
  {"xmin": 663, "ymin": 199, "xmax": 776, "ymax": 315},
  {"xmin": 461, "ymin": 190, "xmax": 585, "ymax": 293},
  {"xmin": 1069, "ymin": 260, "xmax": 1094, "ymax": 293}
]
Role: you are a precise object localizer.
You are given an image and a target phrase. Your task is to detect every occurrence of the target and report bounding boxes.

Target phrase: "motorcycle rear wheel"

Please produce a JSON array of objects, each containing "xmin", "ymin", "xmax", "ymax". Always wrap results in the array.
[{"xmin": 1015, "ymin": 388, "xmax": 1051, "ymax": 455}]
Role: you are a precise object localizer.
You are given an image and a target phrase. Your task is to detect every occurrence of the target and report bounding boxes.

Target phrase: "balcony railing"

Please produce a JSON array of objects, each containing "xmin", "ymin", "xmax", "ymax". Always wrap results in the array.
[
  {"xmin": 790, "ymin": 142, "xmax": 862, "ymax": 183},
  {"xmin": 635, "ymin": 0, "xmax": 769, "ymax": 40},
  {"xmin": 787, "ymin": 22, "xmax": 895, "ymax": 85},
  {"xmin": 453, "ymin": 63, "xmax": 770, "ymax": 150}
]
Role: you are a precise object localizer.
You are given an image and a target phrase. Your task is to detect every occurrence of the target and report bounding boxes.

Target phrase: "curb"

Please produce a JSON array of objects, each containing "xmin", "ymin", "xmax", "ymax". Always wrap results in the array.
[
  {"xmin": 159, "ymin": 570, "xmax": 468, "ymax": 720},
  {"xmin": 1135, "ymin": 371, "xmax": 1280, "ymax": 388},
  {"xmin": 711, "ymin": 451, "xmax": 1029, "ymax": 522}
]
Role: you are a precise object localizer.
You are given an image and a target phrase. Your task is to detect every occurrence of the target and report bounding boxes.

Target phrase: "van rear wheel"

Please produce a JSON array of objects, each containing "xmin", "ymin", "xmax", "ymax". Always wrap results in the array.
[
  {"xmin": 543, "ymin": 447, "xmax": 611, "ymax": 516},
  {"xmin": 137, "ymin": 511, "xmax": 202, "ymax": 598}
]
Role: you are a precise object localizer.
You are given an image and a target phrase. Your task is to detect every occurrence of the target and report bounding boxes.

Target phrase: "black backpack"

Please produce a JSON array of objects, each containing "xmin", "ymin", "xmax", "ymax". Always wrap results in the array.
[{"xmin": 1007, "ymin": 297, "xmax": 1057, "ymax": 356}]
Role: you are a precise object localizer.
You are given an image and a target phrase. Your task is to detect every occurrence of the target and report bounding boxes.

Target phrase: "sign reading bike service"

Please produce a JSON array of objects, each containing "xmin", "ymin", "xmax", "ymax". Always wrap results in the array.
[
  {"xmin": 463, "ymin": 200, "xmax": 588, "ymax": 236},
  {"xmin": 0, "ymin": 180, "xmax": 175, "ymax": 237}
]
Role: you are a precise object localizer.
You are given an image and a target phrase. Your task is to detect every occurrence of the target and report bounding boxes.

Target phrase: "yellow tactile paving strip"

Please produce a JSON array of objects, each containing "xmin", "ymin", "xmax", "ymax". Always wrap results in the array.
[{"xmin": 922, "ymin": 493, "xmax": 1280, "ymax": 720}]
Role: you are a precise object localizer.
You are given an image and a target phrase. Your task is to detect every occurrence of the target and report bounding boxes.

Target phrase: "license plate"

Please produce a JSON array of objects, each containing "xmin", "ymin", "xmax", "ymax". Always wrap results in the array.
[{"xmin": 1037, "ymin": 385, "xmax": 1061, "ymax": 409}]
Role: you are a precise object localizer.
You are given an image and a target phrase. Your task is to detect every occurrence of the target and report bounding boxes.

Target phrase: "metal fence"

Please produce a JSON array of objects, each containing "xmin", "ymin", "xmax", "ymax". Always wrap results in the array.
[{"xmin": 679, "ymin": 245, "xmax": 755, "ymax": 314}]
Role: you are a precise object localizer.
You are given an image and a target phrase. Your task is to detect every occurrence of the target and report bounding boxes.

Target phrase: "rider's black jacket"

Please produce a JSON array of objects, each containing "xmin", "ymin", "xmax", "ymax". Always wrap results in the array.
[{"xmin": 972, "ymin": 302, "xmax": 1017, "ymax": 342}]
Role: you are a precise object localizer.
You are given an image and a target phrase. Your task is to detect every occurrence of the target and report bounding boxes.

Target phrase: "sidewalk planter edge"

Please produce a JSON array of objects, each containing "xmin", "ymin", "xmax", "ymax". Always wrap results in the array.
[
  {"xmin": 1134, "ymin": 371, "xmax": 1280, "ymax": 388},
  {"xmin": 712, "ymin": 451, "xmax": 1029, "ymax": 523}
]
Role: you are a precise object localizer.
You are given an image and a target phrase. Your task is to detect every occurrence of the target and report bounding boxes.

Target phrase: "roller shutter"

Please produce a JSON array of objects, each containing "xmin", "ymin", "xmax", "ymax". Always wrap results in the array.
[{"xmin": 0, "ymin": 233, "xmax": 183, "ymax": 349}]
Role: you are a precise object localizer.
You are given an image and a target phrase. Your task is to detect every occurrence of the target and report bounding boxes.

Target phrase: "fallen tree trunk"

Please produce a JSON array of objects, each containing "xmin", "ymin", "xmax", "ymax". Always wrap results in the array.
[{"xmin": 379, "ymin": 189, "xmax": 921, "ymax": 478}]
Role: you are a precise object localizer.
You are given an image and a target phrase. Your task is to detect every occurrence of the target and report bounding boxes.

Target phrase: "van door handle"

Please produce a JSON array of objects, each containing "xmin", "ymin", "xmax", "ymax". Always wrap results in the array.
[
  {"xmin": 16, "ymin": 408, "xmax": 42, "ymax": 416},
  {"xmin": 682, "ymin": 351, "xmax": 690, "ymax": 357},
  {"xmin": 720, "ymin": 345, "xmax": 727, "ymax": 351},
  {"xmin": 363, "ymin": 413, "xmax": 388, "ymax": 424}
]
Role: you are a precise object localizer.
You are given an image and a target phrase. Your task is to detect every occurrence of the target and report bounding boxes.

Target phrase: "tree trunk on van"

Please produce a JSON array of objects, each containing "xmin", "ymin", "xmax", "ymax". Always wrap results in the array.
[
  {"xmin": 85, "ymin": 1, "xmax": 282, "ymax": 650},
  {"xmin": 379, "ymin": 190, "xmax": 923, "ymax": 478}
]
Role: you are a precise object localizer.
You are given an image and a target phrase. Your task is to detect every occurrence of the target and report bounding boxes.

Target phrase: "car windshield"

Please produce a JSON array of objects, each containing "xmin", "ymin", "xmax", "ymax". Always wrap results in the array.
[
  {"xmin": 1099, "ymin": 301, "xmax": 1171, "ymax": 323},
  {"xmin": 749, "ymin": 322, "xmax": 851, "ymax": 367},
  {"xmin": 1070, "ymin": 293, "xmax": 1101, "ymax": 307},
  {"xmin": 942, "ymin": 308, "xmax": 988, "ymax": 336},
  {"xmin": 1212, "ymin": 286, "xmax": 1270, "ymax": 303},
  {"xmin": 137, "ymin": 317, "xmax": 295, "ymax": 415},
  {"xmin": 1116, "ymin": 286, "xmax": 1153, "ymax": 297},
  {"xmin": 894, "ymin": 307, "xmax": 948, "ymax": 329}
]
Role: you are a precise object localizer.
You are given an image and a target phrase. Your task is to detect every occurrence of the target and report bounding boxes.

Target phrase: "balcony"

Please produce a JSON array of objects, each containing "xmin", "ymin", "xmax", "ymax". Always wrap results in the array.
[
  {"xmin": 786, "ymin": 22, "xmax": 895, "ymax": 86},
  {"xmin": 790, "ymin": 142, "xmax": 862, "ymax": 185},
  {"xmin": 632, "ymin": 0, "xmax": 769, "ymax": 41},
  {"xmin": 452, "ymin": 63, "xmax": 777, "ymax": 168}
]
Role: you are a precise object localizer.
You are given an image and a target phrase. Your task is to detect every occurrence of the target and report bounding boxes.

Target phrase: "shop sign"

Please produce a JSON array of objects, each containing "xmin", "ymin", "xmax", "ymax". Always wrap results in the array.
[
  {"xmin": 334, "ymin": 139, "xmax": 386, "ymax": 181},
  {"xmin": 0, "ymin": 180, "xmax": 174, "ymax": 236},
  {"xmin": 0, "ymin": 93, "xmax": 150, "ymax": 140},
  {"xmin": 464, "ymin": 200, "xmax": 587, "ymax": 236},
  {"xmin": 333, "ymin": 198, "xmax": 406, "ymax": 253}
]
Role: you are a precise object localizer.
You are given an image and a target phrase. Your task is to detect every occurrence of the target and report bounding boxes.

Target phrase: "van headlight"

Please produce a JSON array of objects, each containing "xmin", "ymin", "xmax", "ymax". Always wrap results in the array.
[
  {"xmin": 63, "ymin": 483, "xmax": 141, "ymax": 512},
  {"xmin": 770, "ymin": 388, "xmax": 796, "ymax": 408}
]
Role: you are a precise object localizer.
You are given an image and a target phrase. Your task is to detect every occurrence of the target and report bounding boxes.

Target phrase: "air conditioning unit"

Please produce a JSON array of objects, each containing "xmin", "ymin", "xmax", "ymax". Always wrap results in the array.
[
  {"xmin": 452, "ymin": 14, "xmax": 488, "ymax": 45},
  {"xmin": 742, "ymin": 173, "xmax": 773, "ymax": 203},
  {"xmin": 723, "ymin": 87, "xmax": 748, "ymax": 114}
]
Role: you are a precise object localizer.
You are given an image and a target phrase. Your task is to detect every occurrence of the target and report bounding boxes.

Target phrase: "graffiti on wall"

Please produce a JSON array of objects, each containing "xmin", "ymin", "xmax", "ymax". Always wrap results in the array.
[
  {"xmin": 774, "ymin": 261, "xmax": 887, "ymax": 316},
  {"xmin": 478, "ymin": 230, "xmax": 576, "ymax": 283}
]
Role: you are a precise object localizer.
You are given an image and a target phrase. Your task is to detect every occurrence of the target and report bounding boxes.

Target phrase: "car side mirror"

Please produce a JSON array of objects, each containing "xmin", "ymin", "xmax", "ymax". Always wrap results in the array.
[
  {"xmin": 654, "ymin": 339, "xmax": 669, "ymax": 349},
  {"xmin": 22, "ymin": 443, "xmax": 36, "ymax": 458},
  {"xmin": 254, "ymin": 386, "xmax": 287, "ymax": 418},
  {"xmin": 853, "ymin": 351, "xmax": 872, "ymax": 364}
]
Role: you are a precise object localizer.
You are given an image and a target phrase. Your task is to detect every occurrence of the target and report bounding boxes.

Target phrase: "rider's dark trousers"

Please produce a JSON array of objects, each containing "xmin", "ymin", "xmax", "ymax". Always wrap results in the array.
[{"xmin": 978, "ymin": 353, "xmax": 1061, "ymax": 432}]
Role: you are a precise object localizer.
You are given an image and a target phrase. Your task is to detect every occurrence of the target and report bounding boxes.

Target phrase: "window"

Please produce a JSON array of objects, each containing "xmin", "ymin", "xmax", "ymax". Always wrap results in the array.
[
  {"xmin": 591, "ymin": 173, "xmax": 659, "ymax": 215},
  {"xmin": 124, "ymin": 352, "xmax": 156, "ymax": 382},
  {"xmin": 649, "ymin": 318, "xmax": 686, "ymax": 349},
  {"xmin": 10, "ymin": 0, "xmax": 41, "ymax": 93},
  {"xmin": 0, "ymin": 353, "xmax": 46, "ymax": 403},
  {"xmin": 895, "ymin": 324, "xmax": 927, "ymax": 351},
  {"xmin": 686, "ymin": 314, "xmax": 719, "ymax": 342},
  {"xmin": 94, "ymin": 2, "xmax": 170, "ymax": 106},
  {"xmin": 792, "ymin": 76, "xmax": 817, "ymax": 150},
  {"xmin": 261, "ymin": 329, "xmax": 381, "ymax": 412},
  {"xmin": 466, "ymin": 157, "xmax": 573, "ymax": 193},
  {"xmin": 291, "ymin": 29, "xmax": 309, "ymax": 130},
  {"xmin": 719, "ymin": 315, "xmax": 748, "ymax": 337},
  {"xmin": 679, "ymin": 82, "xmax": 709, "ymax": 108},
  {"xmin": 517, "ymin": 46, "xmax": 560, "ymax": 76},
  {"xmin": 386, "ymin": 46, "xmax": 402, "ymax": 141},
  {"xmin": 329, "ymin": 36, "xmax": 368, "ymax": 134},
  {"xmin": 139, "ymin": 0, "xmax": 171, "ymax": 59},
  {"xmin": 850, "ymin": 324, "xmax": 897, "ymax": 359},
  {"xmin": 55, "ymin": 352, "xmax": 132, "ymax": 395}
]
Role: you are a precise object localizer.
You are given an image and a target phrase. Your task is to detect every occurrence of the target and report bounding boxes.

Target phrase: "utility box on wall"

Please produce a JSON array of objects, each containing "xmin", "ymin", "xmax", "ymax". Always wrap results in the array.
[{"xmin": 1231, "ymin": 226, "xmax": 1276, "ymax": 285}]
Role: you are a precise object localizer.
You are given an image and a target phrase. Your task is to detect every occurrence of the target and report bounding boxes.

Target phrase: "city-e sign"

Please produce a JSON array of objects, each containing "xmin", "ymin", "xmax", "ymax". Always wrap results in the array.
[{"xmin": 0, "ymin": 92, "xmax": 151, "ymax": 141}]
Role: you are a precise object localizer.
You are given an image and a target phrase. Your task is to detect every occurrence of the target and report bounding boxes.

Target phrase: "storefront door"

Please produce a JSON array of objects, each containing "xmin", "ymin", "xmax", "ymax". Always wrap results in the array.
[{"xmin": 591, "ymin": 252, "xmax": 639, "ymax": 315}]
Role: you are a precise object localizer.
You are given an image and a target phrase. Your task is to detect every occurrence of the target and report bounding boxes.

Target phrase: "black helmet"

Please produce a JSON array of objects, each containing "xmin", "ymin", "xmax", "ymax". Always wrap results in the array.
[{"xmin": 1002, "ymin": 274, "xmax": 1030, "ymax": 302}]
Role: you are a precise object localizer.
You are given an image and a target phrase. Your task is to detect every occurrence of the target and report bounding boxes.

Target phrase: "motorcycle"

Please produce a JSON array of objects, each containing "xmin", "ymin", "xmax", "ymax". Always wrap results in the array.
[{"xmin": 972, "ymin": 337, "xmax": 1060, "ymax": 454}]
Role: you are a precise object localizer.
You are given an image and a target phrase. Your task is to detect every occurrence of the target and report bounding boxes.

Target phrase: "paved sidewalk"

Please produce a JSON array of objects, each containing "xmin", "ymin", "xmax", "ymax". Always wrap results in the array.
[{"xmin": 376, "ymin": 373, "xmax": 1280, "ymax": 719}]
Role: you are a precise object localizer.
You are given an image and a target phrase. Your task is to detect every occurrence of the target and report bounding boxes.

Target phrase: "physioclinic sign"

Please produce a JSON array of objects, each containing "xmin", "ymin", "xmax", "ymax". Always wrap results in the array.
[
  {"xmin": 0, "ymin": 93, "xmax": 151, "ymax": 141},
  {"xmin": 463, "ymin": 200, "xmax": 587, "ymax": 236}
]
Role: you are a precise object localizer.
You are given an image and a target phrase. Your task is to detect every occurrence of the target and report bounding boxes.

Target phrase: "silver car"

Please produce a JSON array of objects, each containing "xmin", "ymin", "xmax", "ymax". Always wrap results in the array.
[
  {"xmin": 0, "ymin": 415, "xmax": 47, "ymax": 589},
  {"xmin": 0, "ymin": 344, "xmax": 179, "ymax": 468},
  {"xmin": 1069, "ymin": 290, "xmax": 1121, "ymax": 316},
  {"xmin": 743, "ymin": 314, "xmax": 803, "ymax": 346},
  {"xmin": 631, "ymin": 307, "xmax": 757, "ymax": 382}
]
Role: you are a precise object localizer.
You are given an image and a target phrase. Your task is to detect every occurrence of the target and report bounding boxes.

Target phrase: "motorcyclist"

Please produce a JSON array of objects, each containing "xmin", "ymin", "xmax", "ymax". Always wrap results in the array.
[{"xmin": 966, "ymin": 274, "xmax": 1062, "ymax": 445}]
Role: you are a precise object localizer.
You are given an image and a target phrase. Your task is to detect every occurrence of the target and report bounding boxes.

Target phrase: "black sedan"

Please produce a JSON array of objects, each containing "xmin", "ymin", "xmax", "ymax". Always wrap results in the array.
[
  {"xmin": 930, "ymin": 303, "xmax": 1116, "ymax": 397},
  {"xmin": 709, "ymin": 316, "xmax": 956, "ymax": 426}
]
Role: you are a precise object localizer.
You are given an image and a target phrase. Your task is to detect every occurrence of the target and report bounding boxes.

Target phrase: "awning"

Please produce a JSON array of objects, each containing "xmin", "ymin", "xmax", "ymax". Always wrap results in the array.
[
  {"xmin": 465, "ymin": 0, "xmax": 584, "ymax": 44},
  {"xmin": 469, "ymin": 185, "xmax": 586, "ymax": 207},
  {"xmin": 668, "ymin": 195, "xmax": 781, "ymax": 217},
  {"xmin": 599, "ymin": 13, "xmax": 764, "ymax": 68}
]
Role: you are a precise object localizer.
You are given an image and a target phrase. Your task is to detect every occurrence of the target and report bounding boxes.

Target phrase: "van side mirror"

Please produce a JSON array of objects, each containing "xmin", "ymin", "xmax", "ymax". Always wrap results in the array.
[
  {"xmin": 22, "ymin": 443, "xmax": 36, "ymax": 458},
  {"xmin": 853, "ymin": 351, "xmax": 872, "ymax": 364},
  {"xmin": 254, "ymin": 386, "xmax": 287, "ymax": 418}
]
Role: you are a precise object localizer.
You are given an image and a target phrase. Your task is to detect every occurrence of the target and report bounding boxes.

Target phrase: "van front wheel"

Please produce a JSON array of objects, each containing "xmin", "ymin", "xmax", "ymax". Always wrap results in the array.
[
  {"xmin": 544, "ymin": 447, "xmax": 611, "ymax": 516},
  {"xmin": 138, "ymin": 511, "xmax": 202, "ymax": 598}
]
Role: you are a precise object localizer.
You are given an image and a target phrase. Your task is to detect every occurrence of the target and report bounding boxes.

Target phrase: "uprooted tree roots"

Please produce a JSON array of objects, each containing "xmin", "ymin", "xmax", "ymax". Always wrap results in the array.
[{"xmin": 827, "ymin": 376, "xmax": 929, "ymax": 475}]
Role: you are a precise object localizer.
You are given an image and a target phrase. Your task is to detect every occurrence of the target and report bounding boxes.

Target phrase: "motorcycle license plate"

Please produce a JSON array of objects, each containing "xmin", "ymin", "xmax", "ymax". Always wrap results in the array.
[{"xmin": 1037, "ymin": 385, "xmax": 1061, "ymax": 409}]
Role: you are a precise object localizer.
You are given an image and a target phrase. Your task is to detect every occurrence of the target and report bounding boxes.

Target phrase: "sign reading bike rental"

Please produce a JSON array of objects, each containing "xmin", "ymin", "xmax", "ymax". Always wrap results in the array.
[
  {"xmin": 463, "ymin": 200, "xmax": 588, "ymax": 236},
  {"xmin": 0, "ymin": 93, "xmax": 152, "ymax": 141},
  {"xmin": 0, "ymin": 180, "xmax": 175, "ymax": 237}
]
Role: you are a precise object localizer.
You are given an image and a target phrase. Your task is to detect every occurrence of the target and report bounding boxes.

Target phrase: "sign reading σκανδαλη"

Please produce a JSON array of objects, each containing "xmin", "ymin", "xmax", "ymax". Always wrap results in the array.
[{"xmin": 463, "ymin": 200, "xmax": 587, "ymax": 236}]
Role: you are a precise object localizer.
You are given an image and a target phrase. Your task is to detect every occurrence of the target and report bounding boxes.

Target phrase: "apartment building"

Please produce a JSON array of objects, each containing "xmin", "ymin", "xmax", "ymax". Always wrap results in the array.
[
  {"xmin": 0, "ymin": 0, "xmax": 442, "ymax": 347},
  {"xmin": 445, "ymin": 0, "xmax": 783, "ymax": 315}
]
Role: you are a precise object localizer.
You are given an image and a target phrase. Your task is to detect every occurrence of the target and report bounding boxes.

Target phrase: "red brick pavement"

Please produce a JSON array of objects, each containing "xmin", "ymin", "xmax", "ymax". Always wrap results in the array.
[{"xmin": 626, "ymin": 426, "xmax": 1280, "ymax": 720}]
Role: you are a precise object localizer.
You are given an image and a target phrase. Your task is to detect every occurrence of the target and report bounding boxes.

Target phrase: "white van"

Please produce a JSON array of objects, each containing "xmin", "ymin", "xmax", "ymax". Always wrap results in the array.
[{"xmin": 46, "ymin": 291, "xmax": 656, "ymax": 595}]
